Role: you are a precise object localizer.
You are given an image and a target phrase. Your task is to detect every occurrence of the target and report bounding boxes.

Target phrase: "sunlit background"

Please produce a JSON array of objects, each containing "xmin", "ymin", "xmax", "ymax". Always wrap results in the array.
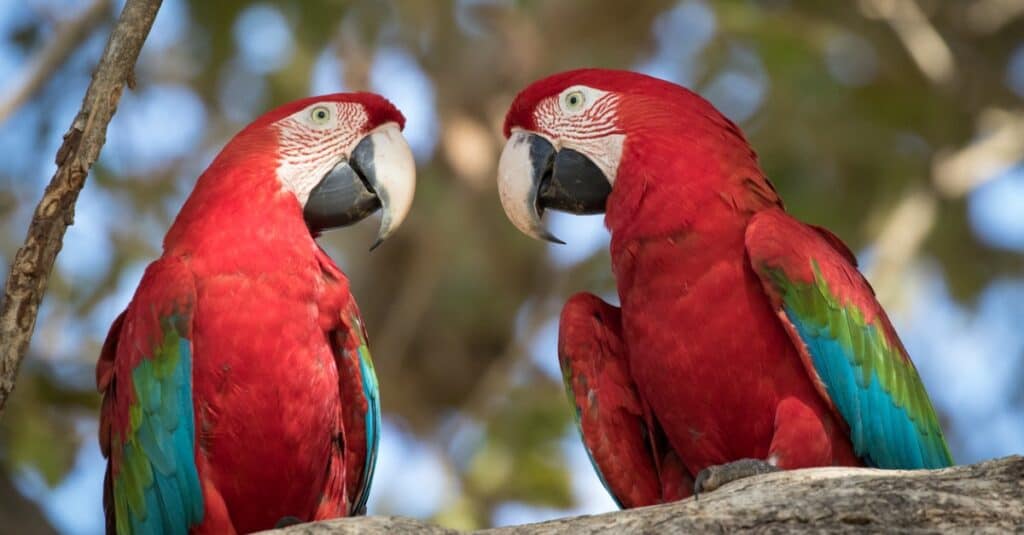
[{"xmin": 0, "ymin": 0, "xmax": 1022, "ymax": 533}]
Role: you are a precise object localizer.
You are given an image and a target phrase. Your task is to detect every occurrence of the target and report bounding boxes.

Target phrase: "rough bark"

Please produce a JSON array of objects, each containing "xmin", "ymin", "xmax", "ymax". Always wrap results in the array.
[
  {"xmin": 264, "ymin": 456, "xmax": 1024, "ymax": 534},
  {"xmin": 0, "ymin": 0, "xmax": 163, "ymax": 414}
]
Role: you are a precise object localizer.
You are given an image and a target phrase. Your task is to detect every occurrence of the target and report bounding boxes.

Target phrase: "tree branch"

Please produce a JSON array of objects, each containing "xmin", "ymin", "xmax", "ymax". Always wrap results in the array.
[
  {"xmin": 0, "ymin": 0, "xmax": 112, "ymax": 125},
  {"xmin": 864, "ymin": 108, "xmax": 1024, "ymax": 306},
  {"xmin": 263, "ymin": 456, "xmax": 1024, "ymax": 533},
  {"xmin": 860, "ymin": 0, "xmax": 956, "ymax": 85},
  {"xmin": 0, "ymin": 0, "xmax": 162, "ymax": 414}
]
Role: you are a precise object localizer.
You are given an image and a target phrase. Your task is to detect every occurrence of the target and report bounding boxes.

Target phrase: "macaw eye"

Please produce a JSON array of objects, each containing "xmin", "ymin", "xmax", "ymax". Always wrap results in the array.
[
  {"xmin": 564, "ymin": 90, "xmax": 586, "ymax": 112},
  {"xmin": 310, "ymin": 105, "xmax": 331, "ymax": 124}
]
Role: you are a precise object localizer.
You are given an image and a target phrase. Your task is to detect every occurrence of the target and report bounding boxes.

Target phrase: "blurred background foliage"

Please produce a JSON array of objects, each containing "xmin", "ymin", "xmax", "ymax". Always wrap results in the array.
[{"xmin": 0, "ymin": 0, "xmax": 1022, "ymax": 532}]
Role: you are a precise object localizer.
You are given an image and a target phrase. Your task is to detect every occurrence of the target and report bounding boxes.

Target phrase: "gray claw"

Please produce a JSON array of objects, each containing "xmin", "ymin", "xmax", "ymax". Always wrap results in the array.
[{"xmin": 694, "ymin": 458, "xmax": 780, "ymax": 498}]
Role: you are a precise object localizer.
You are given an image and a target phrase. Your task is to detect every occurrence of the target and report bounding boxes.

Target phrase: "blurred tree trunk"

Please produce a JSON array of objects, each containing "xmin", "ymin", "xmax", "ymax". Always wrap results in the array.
[
  {"xmin": 0, "ymin": 472, "xmax": 58, "ymax": 535},
  {"xmin": 266, "ymin": 456, "xmax": 1024, "ymax": 533},
  {"xmin": 0, "ymin": 0, "xmax": 162, "ymax": 414}
]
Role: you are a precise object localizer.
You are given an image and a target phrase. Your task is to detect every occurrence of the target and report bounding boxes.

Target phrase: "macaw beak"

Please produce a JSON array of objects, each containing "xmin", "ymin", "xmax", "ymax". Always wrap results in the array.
[
  {"xmin": 304, "ymin": 122, "xmax": 416, "ymax": 250},
  {"xmin": 496, "ymin": 129, "xmax": 612, "ymax": 243}
]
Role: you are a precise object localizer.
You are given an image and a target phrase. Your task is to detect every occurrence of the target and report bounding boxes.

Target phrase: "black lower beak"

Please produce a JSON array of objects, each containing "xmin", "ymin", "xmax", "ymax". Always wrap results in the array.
[
  {"xmin": 303, "ymin": 136, "xmax": 381, "ymax": 233},
  {"xmin": 529, "ymin": 135, "xmax": 612, "ymax": 217}
]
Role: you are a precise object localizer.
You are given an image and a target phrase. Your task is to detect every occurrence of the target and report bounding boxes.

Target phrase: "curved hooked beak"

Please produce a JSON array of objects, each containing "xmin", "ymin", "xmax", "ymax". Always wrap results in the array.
[
  {"xmin": 497, "ymin": 130, "xmax": 612, "ymax": 243},
  {"xmin": 303, "ymin": 123, "xmax": 416, "ymax": 250}
]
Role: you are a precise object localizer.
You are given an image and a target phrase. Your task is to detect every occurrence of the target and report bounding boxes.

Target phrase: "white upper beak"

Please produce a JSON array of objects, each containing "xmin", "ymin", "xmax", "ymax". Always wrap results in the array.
[
  {"xmin": 497, "ymin": 129, "xmax": 562, "ymax": 243},
  {"xmin": 364, "ymin": 122, "xmax": 416, "ymax": 249}
]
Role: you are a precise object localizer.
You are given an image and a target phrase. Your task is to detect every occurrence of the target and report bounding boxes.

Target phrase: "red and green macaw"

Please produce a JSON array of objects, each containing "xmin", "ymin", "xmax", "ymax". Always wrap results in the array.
[
  {"xmin": 96, "ymin": 93, "xmax": 415, "ymax": 534},
  {"xmin": 497, "ymin": 69, "xmax": 953, "ymax": 507}
]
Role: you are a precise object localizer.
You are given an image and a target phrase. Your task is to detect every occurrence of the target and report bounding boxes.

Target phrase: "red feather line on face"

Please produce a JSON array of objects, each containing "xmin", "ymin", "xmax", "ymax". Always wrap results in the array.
[
  {"xmin": 502, "ymin": 69, "xmax": 760, "ymax": 186},
  {"xmin": 504, "ymin": 69, "xmax": 707, "ymax": 133},
  {"xmin": 275, "ymin": 103, "xmax": 365, "ymax": 166},
  {"xmin": 533, "ymin": 93, "xmax": 623, "ymax": 141}
]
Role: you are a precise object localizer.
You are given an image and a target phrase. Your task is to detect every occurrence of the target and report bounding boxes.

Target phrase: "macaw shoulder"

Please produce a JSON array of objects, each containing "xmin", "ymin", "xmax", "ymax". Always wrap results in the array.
[
  {"xmin": 745, "ymin": 207, "xmax": 883, "ymax": 331},
  {"xmin": 745, "ymin": 208, "xmax": 856, "ymax": 273},
  {"xmin": 99, "ymin": 255, "xmax": 196, "ymax": 412},
  {"xmin": 313, "ymin": 244, "xmax": 354, "ymax": 332},
  {"xmin": 121, "ymin": 257, "xmax": 197, "ymax": 347},
  {"xmin": 136, "ymin": 256, "xmax": 197, "ymax": 302}
]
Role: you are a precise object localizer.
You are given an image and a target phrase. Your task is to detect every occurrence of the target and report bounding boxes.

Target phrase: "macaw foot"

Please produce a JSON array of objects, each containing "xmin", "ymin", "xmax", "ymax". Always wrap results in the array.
[
  {"xmin": 693, "ymin": 458, "xmax": 779, "ymax": 497},
  {"xmin": 274, "ymin": 516, "xmax": 303, "ymax": 528}
]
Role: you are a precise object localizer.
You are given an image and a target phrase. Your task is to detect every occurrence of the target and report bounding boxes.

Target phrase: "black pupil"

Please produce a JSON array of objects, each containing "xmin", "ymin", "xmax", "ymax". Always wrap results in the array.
[
  {"xmin": 570, "ymin": 96, "xmax": 579, "ymax": 105},
  {"xmin": 317, "ymin": 110, "xmax": 326, "ymax": 119}
]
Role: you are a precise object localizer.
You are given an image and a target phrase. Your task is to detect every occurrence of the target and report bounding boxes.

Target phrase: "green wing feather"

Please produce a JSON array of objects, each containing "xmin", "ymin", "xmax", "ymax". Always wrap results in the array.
[
  {"xmin": 99, "ymin": 259, "xmax": 204, "ymax": 534},
  {"xmin": 747, "ymin": 209, "xmax": 953, "ymax": 469},
  {"xmin": 348, "ymin": 308, "xmax": 380, "ymax": 516}
]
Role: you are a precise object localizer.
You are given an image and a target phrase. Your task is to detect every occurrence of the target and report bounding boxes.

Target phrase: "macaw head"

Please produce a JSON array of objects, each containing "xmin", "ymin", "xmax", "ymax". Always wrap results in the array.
[
  {"xmin": 204, "ymin": 92, "xmax": 415, "ymax": 249},
  {"xmin": 497, "ymin": 69, "xmax": 766, "ymax": 243}
]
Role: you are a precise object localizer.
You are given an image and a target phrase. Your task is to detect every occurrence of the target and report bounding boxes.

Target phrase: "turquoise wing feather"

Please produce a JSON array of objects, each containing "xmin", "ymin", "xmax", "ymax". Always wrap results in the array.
[
  {"xmin": 314, "ymin": 247, "xmax": 380, "ymax": 517},
  {"xmin": 351, "ymin": 314, "xmax": 380, "ymax": 516},
  {"xmin": 746, "ymin": 209, "xmax": 953, "ymax": 469},
  {"xmin": 98, "ymin": 259, "xmax": 204, "ymax": 534}
]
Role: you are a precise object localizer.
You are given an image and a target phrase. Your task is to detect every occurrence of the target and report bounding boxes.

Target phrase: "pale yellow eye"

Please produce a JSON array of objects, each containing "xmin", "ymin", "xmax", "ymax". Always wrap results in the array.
[
  {"xmin": 310, "ymin": 105, "xmax": 331, "ymax": 124},
  {"xmin": 564, "ymin": 90, "xmax": 586, "ymax": 111}
]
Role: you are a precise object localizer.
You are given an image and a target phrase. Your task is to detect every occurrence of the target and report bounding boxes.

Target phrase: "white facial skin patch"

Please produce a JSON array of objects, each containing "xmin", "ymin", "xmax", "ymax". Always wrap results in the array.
[
  {"xmin": 534, "ymin": 85, "xmax": 626, "ymax": 184},
  {"xmin": 275, "ymin": 102, "xmax": 369, "ymax": 206}
]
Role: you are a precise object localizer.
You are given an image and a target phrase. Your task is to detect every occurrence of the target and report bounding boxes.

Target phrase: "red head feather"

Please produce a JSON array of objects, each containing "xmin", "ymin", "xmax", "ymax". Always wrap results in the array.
[
  {"xmin": 165, "ymin": 93, "xmax": 405, "ymax": 253},
  {"xmin": 504, "ymin": 68, "xmax": 776, "ymax": 244},
  {"xmin": 245, "ymin": 92, "xmax": 405, "ymax": 133},
  {"xmin": 504, "ymin": 69, "xmax": 750, "ymax": 156}
]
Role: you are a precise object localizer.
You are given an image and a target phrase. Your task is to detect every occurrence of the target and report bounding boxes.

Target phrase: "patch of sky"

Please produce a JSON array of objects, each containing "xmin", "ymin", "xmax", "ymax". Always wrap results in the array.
[
  {"xmin": 893, "ymin": 261, "xmax": 1024, "ymax": 463},
  {"xmin": 310, "ymin": 47, "xmax": 347, "ymax": 95},
  {"xmin": 233, "ymin": 3, "xmax": 294, "ymax": 75},
  {"xmin": 369, "ymin": 418, "xmax": 456, "ymax": 517},
  {"xmin": 438, "ymin": 411, "xmax": 485, "ymax": 472},
  {"xmin": 968, "ymin": 165, "xmax": 1024, "ymax": 252},
  {"xmin": 492, "ymin": 435, "xmax": 619, "ymax": 526},
  {"xmin": 55, "ymin": 178, "xmax": 119, "ymax": 285},
  {"xmin": 88, "ymin": 260, "xmax": 147, "ymax": 336},
  {"xmin": 634, "ymin": 0, "xmax": 717, "ymax": 87},
  {"xmin": 1006, "ymin": 42, "xmax": 1024, "ymax": 99},
  {"xmin": 824, "ymin": 31, "xmax": 879, "ymax": 87},
  {"xmin": 218, "ymin": 58, "xmax": 267, "ymax": 125},
  {"xmin": 529, "ymin": 314, "xmax": 562, "ymax": 382},
  {"xmin": 101, "ymin": 84, "xmax": 206, "ymax": 176},
  {"xmin": 141, "ymin": 0, "xmax": 188, "ymax": 54},
  {"xmin": 454, "ymin": 0, "xmax": 511, "ymax": 38},
  {"xmin": 546, "ymin": 212, "xmax": 609, "ymax": 268},
  {"xmin": 370, "ymin": 46, "xmax": 438, "ymax": 161},
  {"xmin": 702, "ymin": 44, "xmax": 769, "ymax": 123},
  {"xmin": 18, "ymin": 419, "xmax": 106, "ymax": 535}
]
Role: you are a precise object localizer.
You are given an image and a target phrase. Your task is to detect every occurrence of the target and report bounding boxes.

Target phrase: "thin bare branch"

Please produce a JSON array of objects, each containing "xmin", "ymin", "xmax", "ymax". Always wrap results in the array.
[
  {"xmin": 933, "ymin": 109, "xmax": 1024, "ymax": 198},
  {"xmin": 859, "ymin": 0, "xmax": 956, "ymax": 85},
  {"xmin": 865, "ymin": 109, "xmax": 1022, "ymax": 305},
  {"xmin": 0, "ymin": 0, "xmax": 163, "ymax": 414},
  {"xmin": 0, "ymin": 0, "xmax": 111, "ymax": 125},
  {"xmin": 966, "ymin": 0, "xmax": 1024, "ymax": 34},
  {"xmin": 865, "ymin": 189, "xmax": 938, "ymax": 307}
]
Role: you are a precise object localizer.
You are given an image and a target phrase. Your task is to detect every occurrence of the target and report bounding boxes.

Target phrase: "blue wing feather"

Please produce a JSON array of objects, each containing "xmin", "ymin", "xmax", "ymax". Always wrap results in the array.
[
  {"xmin": 787, "ymin": 307, "xmax": 949, "ymax": 468},
  {"xmin": 100, "ymin": 259, "xmax": 205, "ymax": 535},
  {"xmin": 351, "ymin": 342, "xmax": 380, "ymax": 515},
  {"xmin": 122, "ymin": 319, "xmax": 203, "ymax": 534},
  {"xmin": 746, "ymin": 210, "xmax": 953, "ymax": 470}
]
